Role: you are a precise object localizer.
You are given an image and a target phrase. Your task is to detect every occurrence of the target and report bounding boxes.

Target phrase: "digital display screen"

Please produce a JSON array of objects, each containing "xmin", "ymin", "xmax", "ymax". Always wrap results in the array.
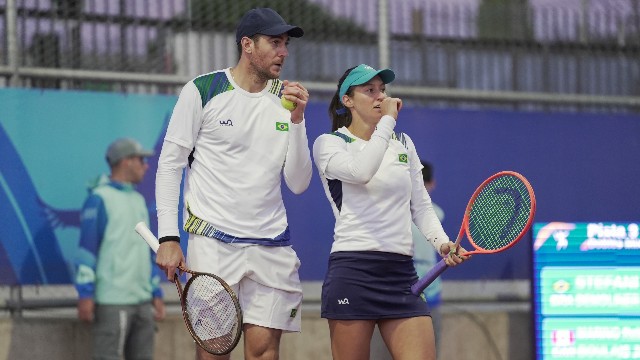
[{"xmin": 532, "ymin": 222, "xmax": 640, "ymax": 359}]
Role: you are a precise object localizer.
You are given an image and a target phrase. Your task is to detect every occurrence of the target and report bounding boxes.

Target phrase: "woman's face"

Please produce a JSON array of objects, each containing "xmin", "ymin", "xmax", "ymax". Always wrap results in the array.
[{"xmin": 344, "ymin": 75, "xmax": 387, "ymax": 124}]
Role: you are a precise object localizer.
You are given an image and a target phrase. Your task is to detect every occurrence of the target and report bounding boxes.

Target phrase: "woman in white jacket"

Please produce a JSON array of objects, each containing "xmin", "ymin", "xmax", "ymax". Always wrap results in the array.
[{"xmin": 312, "ymin": 64, "xmax": 468, "ymax": 360}]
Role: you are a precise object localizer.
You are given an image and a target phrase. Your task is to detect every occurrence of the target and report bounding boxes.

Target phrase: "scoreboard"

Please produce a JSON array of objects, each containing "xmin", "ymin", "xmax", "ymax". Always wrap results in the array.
[{"xmin": 532, "ymin": 222, "xmax": 640, "ymax": 359}]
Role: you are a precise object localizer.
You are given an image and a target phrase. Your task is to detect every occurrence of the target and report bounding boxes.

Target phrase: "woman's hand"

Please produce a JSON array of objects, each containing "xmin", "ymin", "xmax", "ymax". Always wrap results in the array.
[
  {"xmin": 380, "ymin": 97, "xmax": 402, "ymax": 119},
  {"xmin": 440, "ymin": 241, "xmax": 471, "ymax": 267}
]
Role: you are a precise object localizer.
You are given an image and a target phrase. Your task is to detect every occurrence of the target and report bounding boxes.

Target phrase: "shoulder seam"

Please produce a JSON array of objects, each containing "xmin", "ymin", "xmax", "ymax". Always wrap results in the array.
[
  {"xmin": 192, "ymin": 71, "xmax": 234, "ymax": 108},
  {"xmin": 269, "ymin": 79, "xmax": 284, "ymax": 96},
  {"xmin": 392, "ymin": 132, "xmax": 408, "ymax": 149},
  {"xmin": 330, "ymin": 131, "xmax": 356, "ymax": 143}
]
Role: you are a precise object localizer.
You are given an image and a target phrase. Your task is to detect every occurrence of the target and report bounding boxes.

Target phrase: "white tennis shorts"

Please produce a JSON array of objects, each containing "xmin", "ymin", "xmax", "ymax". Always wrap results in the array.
[{"xmin": 186, "ymin": 234, "xmax": 303, "ymax": 332}]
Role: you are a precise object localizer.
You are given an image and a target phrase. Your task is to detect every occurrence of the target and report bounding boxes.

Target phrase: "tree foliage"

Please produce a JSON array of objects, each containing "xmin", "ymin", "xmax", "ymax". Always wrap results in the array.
[
  {"xmin": 477, "ymin": 0, "xmax": 533, "ymax": 41},
  {"xmin": 52, "ymin": 0, "xmax": 84, "ymax": 17}
]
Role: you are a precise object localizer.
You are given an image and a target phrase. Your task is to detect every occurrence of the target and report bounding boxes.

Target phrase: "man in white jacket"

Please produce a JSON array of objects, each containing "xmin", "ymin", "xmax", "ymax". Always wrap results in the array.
[{"xmin": 153, "ymin": 7, "xmax": 312, "ymax": 360}]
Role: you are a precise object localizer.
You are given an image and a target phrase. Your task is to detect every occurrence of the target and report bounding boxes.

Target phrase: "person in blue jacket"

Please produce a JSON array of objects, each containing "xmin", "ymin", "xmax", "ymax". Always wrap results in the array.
[
  {"xmin": 75, "ymin": 138, "xmax": 165, "ymax": 360},
  {"xmin": 412, "ymin": 161, "xmax": 446, "ymax": 353}
]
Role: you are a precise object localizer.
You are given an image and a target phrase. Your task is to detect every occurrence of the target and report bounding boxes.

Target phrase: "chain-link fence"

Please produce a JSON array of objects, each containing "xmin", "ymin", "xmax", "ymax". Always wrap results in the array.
[{"xmin": 1, "ymin": 0, "xmax": 639, "ymax": 110}]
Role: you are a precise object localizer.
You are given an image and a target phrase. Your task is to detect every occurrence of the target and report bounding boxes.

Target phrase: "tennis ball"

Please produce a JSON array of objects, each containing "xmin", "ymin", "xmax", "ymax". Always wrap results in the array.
[{"xmin": 281, "ymin": 96, "xmax": 297, "ymax": 111}]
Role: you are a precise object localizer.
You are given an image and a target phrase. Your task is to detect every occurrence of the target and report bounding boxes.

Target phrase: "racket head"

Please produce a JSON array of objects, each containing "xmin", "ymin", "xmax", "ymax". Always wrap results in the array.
[
  {"xmin": 463, "ymin": 171, "xmax": 536, "ymax": 254},
  {"xmin": 180, "ymin": 272, "xmax": 243, "ymax": 355}
]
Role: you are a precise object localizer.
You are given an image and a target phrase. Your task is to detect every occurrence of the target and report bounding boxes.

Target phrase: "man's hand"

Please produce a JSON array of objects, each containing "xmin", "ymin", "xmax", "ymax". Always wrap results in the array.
[
  {"xmin": 77, "ymin": 298, "xmax": 95, "ymax": 322},
  {"xmin": 152, "ymin": 297, "xmax": 166, "ymax": 321},
  {"xmin": 156, "ymin": 241, "xmax": 185, "ymax": 281},
  {"xmin": 281, "ymin": 80, "xmax": 309, "ymax": 124}
]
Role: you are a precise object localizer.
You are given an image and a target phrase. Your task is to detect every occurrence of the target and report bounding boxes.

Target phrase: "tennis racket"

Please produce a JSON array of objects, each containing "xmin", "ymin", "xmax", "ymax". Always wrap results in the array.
[
  {"xmin": 411, "ymin": 171, "xmax": 536, "ymax": 295},
  {"xmin": 134, "ymin": 222, "xmax": 242, "ymax": 355}
]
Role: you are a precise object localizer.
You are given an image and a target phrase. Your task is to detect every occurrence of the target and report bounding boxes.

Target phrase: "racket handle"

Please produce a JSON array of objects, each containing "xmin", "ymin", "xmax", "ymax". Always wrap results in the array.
[
  {"xmin": 411, "ymin": 259, "xmax": 448, "ymax": 295},
  {"xmin": 134, "ymin": 222, "xmax": 160, "ymax": 253}
]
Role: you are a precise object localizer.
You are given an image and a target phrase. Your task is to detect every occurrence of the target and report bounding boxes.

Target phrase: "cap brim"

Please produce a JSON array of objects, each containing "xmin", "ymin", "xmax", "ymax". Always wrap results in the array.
[
  {"xmin": 137, "ymin": 150, "xmax": 154, "ymax": 157},
  {"xmin": 376, "ymin": 69, "xmax": 395, "ymax": 84},
  {"xmin": 352, "ymin": 69, "xmax": 395, "ymax": 86},
  {"xmin": 339, "ymin": 65, "xmax": 397, "ymax": 104},
  {"xmin": 260, "ymin": 24, "xmax": 304, "ymax": 38}
]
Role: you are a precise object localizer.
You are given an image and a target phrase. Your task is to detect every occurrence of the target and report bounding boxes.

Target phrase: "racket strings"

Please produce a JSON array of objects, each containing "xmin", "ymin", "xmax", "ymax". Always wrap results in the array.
[
  {"xmin": 183, "ymin": 274, "xmax": 240, "ymax": 354},
  {"xmin": 468, "ymin": 175, "xmax": 533, "ymax": 250}
]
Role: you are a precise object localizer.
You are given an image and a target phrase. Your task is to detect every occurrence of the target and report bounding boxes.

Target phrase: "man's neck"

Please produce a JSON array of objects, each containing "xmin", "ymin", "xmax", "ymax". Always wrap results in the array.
[
  {"xmin": 110, "ymin": 172, "xmax": 132, "ymax": 184},
  {"xmin": 230, "ymin": 63, "xmax": 269, "ymax": 93}
]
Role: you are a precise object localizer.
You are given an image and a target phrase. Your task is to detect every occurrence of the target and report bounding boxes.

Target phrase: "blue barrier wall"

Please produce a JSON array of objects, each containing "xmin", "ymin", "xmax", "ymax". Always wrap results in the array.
[
  {"xmin": 0, "ymin": 88, "xmax": 173, "ymax": 285},
  {"xmin": 1, "ymin": 88, "xmax": 638, "ymax": 284}
]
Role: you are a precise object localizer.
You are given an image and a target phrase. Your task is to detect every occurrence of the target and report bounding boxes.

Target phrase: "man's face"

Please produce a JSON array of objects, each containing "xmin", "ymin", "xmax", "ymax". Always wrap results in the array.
[
  {"xmin": 124, "ymin": 156, "xmax": 148, "ymax": 184},
  {"xmin": 248, "ymin": 34, "xmax": 290, "ymax": 80}
]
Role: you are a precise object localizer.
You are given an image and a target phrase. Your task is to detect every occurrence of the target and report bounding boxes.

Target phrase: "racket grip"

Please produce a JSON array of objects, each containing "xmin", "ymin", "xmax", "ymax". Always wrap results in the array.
[
  {"xmin": 134, "ymin": 222, "xmax": 160, "ymax": 253},
  {"xmin": 411, "ymin": 259, "xmax": 448, "ymax": 295}
]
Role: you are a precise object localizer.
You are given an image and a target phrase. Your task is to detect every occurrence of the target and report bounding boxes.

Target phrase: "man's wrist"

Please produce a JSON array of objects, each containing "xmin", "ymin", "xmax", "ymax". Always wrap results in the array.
[{"xmin": 159, "ymin": 235, "xmax": 180, "ymax": 244}]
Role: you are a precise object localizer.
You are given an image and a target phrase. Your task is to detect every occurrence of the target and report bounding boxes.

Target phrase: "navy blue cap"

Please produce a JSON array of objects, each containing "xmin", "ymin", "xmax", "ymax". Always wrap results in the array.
[{"xmin": 235, "ymin": 8, "xmax": 304, "ymax": 44}]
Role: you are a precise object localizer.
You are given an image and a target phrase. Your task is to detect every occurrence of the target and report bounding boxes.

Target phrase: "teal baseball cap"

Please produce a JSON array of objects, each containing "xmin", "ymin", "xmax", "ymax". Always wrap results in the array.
[{"xmin": 339, "ymin": 64, "xmax": 395, "ymax": 105}]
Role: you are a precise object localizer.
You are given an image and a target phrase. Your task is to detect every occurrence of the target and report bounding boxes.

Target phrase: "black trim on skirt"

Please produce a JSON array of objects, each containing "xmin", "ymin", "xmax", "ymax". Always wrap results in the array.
[{"xmin": 321, "ymin": 251, "xmax": 431, "ymax": 320}]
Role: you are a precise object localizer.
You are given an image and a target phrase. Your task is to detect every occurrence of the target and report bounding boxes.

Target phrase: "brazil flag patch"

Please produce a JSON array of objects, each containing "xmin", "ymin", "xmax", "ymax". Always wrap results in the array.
[
  {"xmin": 276, "ymin": 122, "xmax": 289, "ymax": 131},
  {"xmin": 398, "ymin": 153, "xmax": 408, "ymax": 163}
]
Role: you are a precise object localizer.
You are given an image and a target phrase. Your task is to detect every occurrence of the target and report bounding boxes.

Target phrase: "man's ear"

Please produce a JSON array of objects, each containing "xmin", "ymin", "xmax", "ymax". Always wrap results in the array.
[{"xmin": 240, "ymin": 37, "xmax": 253, "ymax": 54}]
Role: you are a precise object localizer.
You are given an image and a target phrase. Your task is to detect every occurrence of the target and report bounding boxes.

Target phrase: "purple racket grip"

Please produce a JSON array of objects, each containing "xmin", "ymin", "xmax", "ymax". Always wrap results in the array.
[{"xmin": 411, "ymin": 258, "xmax": 448, "ymax": 295}]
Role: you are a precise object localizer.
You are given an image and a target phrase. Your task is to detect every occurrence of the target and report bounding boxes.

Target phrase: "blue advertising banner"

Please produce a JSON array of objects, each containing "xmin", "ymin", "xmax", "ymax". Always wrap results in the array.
[
  {"xmin": 0, "ymin": 88, "xmax": 174, "ymax": 285},
  {"xmin": 532, "ymin": 222, "xmax": 640, "ymax": 360},
  {"xmin": 1, "ymin": 88, "xmax": 639, "ymax": 285}
]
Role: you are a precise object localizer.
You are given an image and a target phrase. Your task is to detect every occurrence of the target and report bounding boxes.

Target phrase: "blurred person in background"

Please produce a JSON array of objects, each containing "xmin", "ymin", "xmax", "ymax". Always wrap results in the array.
[
  {"xmin": 412, "ymin": 161, "xmax": 445, "ymax": 354},
  {"xmin": 313, "ymin": 64, "xmax": 468, "ymax": 360},
  {"xmin": 75, "ymin": 137, "xmax": 165, "ymax": 360},
  {"xmin": 154, "ymin": 7, "xmax": 312, "ymax": 360}
]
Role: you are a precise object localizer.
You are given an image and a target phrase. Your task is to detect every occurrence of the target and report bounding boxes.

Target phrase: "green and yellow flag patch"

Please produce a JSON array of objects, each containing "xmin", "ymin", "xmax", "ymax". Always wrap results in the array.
[
  {"xmin": 276, "ymin": 122, "xmax": 289, "ymax": 131},
  {"xmin": 398, "ymin": 153, "xmax": 408, "ymax": 163}
]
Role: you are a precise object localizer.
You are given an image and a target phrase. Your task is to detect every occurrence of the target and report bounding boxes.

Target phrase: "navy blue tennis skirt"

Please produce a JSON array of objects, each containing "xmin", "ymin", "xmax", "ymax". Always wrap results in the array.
[{"xmin": 321, "ymin": 251, "xmax": 431, "ymax": 320}]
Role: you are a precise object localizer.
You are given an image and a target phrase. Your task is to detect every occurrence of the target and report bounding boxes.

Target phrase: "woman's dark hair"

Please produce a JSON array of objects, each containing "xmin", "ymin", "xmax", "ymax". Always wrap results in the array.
[{"xmin": 328, "ymin": 66, "xmax": 357, "ymax": 132}]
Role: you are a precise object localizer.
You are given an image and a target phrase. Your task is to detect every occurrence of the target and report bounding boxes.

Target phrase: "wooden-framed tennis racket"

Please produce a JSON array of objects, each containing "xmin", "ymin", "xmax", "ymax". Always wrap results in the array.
[
  {"xmin": 134, "ymin": 222, "xmax": 242, "ymax": 355},
  {"xmin": 411, "ymin": 171, "xmax": 536, "ymax": 295}
]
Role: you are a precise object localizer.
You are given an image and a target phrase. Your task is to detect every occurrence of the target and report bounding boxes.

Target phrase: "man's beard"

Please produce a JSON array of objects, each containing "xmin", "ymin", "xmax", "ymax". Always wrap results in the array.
[{"xmin": 250, "ymin": 60, "xmax": 280, "ymax": 82}]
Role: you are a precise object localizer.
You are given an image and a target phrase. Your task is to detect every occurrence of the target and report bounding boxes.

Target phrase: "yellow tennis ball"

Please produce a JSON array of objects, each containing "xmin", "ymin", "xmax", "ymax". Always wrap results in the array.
[{"xmin": 281, "ymin": 96, "xmax": 297, "ymax": 111}]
